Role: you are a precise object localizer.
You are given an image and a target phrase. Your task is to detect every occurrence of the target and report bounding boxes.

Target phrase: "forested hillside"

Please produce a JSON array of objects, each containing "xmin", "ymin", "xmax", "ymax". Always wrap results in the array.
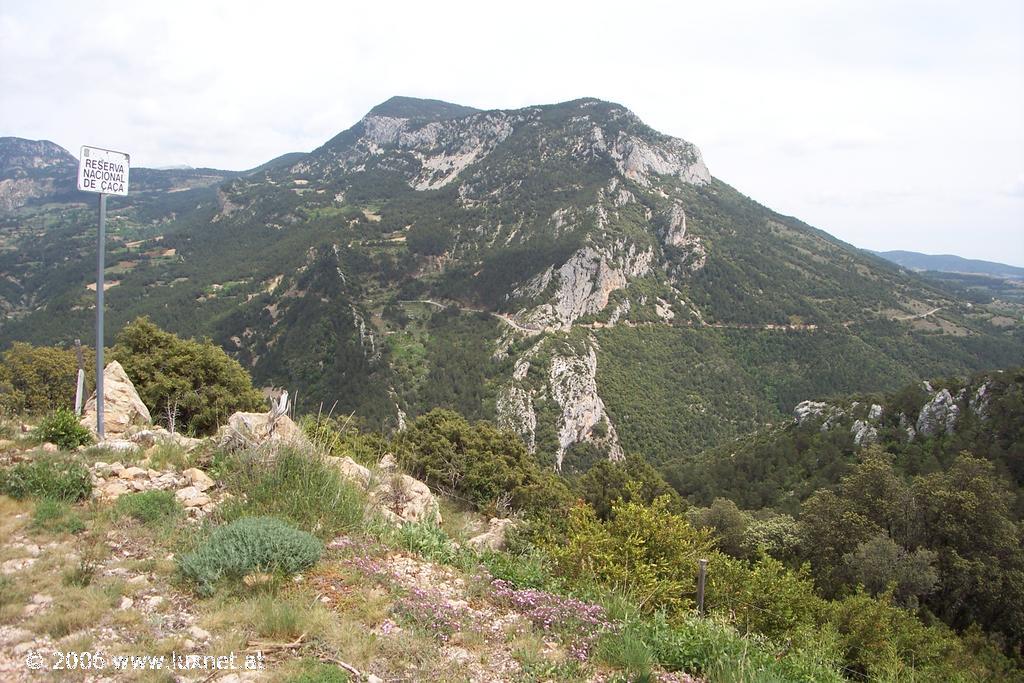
[
  {"xmin": 667, "ymin": 368, "xmax": 1024, "ymax": 655},
  {"xmin": 1, "ymin": 96, "xmax": 1022, "ymax": 475}
]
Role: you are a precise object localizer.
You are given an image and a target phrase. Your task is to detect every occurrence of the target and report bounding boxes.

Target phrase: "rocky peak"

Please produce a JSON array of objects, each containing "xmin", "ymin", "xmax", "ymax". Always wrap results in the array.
[
  {"xmin": 0, "ymin": 137, "xmax": 76, "ymax": 176},
  {"xmin": 366, "ymin": 96, "xmax": 481, "ymax": 123}
]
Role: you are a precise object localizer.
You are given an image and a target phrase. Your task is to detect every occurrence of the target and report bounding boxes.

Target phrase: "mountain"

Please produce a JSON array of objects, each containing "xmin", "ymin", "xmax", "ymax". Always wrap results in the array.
[
  {"xmin": 1, "ymin": 99, "xmax": 1022, "ymax": 470},
  {"xmin": 872, "ymin": 249, "xmax": 1024, "ymax": 280},
  {"xmin": 0, "ymin": 137, "xmax": 78, "ymax": 210}
]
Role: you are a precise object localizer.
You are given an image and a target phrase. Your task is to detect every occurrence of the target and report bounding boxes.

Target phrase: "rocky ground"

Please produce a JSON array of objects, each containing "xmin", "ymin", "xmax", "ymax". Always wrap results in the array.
[
  {"xmin": 0, "ymin": 435, "xmax": 699, "ymax": 683},
  {"xmin": 0, "ymin": 364, "xmax": 699, "ymax": 681}
]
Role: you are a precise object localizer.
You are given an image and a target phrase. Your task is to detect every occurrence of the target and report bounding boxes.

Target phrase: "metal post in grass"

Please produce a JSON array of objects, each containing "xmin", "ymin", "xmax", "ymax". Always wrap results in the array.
[
  {"xmin": 74, "ymin": 339, "xmax": 85, "ymax": 416},
  {"xmin": 697, "ymin": 558, "xmax": 708, "ymax": 616}
]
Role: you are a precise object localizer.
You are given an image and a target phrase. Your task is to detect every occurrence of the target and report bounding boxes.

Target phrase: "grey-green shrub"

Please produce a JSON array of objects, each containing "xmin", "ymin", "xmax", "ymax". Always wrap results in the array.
[
  {"xmin": 0, "ymin": 456, "xmax": 92, "ymax": 502},
  {"xmin": 177, "ymin": 516, "xmax": 322, "ymax": 596}
]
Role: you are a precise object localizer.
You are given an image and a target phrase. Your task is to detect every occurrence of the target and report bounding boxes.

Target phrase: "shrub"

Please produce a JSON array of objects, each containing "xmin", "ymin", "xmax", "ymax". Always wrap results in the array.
[
  {"xmin": 0, "ymin": 456, "xmax": 92, "ymax": 502},
  {"xmin": 177, "ymin": 516, "xmax": 323, "ymax": 596},
  {"xmin": 32, "ymin": 499, "xmax": 86, "ymax": 534},
  {"xmin": 396, "ymin": 409, "xmax": 573, "ymax": 516},
  {"xmin": 391, "ymin": 521, "xmax": 458, "ymax": 565},
  {"xmin": 35, "ymin": 408, "xmax": 93, "ymax": 450},
  {"xmin": 545, "ymin": 493, "xmax": 715, "ymax": 614},
  {"xmin": 111, "ymin": 317, "xmax": 263, "ymax": 435},
  {"xmin": 219, "ymin": 447, "xmax": 365, "ymax": 539},
  {"xmin": 0, "ymin": 342, "xmax": 94, "ymax": 415},
  {"xmin": 115, "ymin": 490, "xmax": 181, "ymax": 526}
]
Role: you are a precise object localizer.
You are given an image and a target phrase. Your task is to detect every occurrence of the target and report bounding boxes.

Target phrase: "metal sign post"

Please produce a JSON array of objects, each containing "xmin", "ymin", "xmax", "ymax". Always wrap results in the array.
[
  {"xmin": 77, "ymin": 146, "xmax": 130, "ymax": 440},
  {"xmin": 73, "ymin": 339, "xmax": 85, "ymax": 416},
  {"xmin": 96, "ymin": 193, "xmax": 106, "ymax": 439}
]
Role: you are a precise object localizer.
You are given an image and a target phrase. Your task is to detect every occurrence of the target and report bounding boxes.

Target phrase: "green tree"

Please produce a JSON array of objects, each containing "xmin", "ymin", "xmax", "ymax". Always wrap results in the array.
[
  {"xmin": 575, "ymin": 453, "xmax": 683, "ymax": 520},
  {"xmin": 111, "ymin": 317, "xmax": 263, "ymax": 435},
  {"xmin": 396, "ymin": 409, "xmax": 572, "ymax": 516},
  {"xmin": 799, "ymin": 489, "xmax": 881, "ymax": 594},
  {"xmin": 842, "ymin": 533, "xmax": 938, "ymax": 607},
  {"xmin": 688, "ymin": 498, "xmax": 750, "ymax": 558},
  {"xmin": 0, "ymin": 342, "xmax": 94, "ymax": 415}
]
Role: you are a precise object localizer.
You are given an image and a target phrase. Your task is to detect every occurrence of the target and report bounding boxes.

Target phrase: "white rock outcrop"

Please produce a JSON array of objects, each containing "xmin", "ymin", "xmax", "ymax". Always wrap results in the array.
[
  {"xmin": 217, "ymin": 410, "xmax": 310, "ymax": 451},
  {"xmin": 793, "ymin": 401, "xmax": 829, "ymax": 425},
  {"xmin": 660, "ymin": 202, "xmax": 689, "ymax": 247},
  {"xmin": 519, "ymin": 242, "xmax": 654, "ymax": 330},
  {"xmin": 599, "ymin": 129, "xmax": 710, "ymax": 187},
  {"xmin": 916, "ymin": 388, "xmax": 960, "ymax": 438},
  {"xmin": 327, "ymin": 456, "xmax": 442, "ymax": 526},
  {"xmin": 495, "ymin": 385, "xmax": 536, "ymax": 453},
  {"xmin": 851, "ymin": 420, "xmax": 879, "ymax": 446},
  {"xmin": 80, "ymin": 361, "xmax": 152, "ymax": 438},
  {"xmin": 548, "ymin": 344, "xmax": 624, "ymax": 469},
  {"xmin": 466, "ymin": 518, "xmax": 519, "ymax": 552}
]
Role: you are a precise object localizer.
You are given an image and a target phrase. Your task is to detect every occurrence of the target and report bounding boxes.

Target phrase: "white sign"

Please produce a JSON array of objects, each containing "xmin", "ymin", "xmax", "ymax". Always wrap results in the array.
[{"xmin": 77, "ymin": 146, "xmax": 130, "ymax": 196}]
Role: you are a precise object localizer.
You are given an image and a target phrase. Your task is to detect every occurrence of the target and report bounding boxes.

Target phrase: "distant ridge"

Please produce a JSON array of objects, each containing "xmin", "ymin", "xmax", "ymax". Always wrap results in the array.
[
  {"xmin": 872, "ymin": 250, "xmax": 1024, "ymax": 281},
  {"xmin": 367, "ymin": 96, "xmax": 481, "ymax": 122}
]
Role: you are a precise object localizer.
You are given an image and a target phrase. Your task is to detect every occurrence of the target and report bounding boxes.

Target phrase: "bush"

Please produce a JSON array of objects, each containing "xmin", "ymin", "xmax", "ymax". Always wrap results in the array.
[
  {"xmin": 35, "ymin": 408, "xmax": 93, "ymax": 450},
  {"xmin": 115, "ymin": 490, "xmax": 181, "ymax": 526},
  {"xmin": 177, "ymin": 516, "xmax": 323, "ymax": 596},
  {"xmin": 0, "ymin": 342, "xmax": 94, "ymax": 415},
  {"xmin": 219, "ymin": 447, "xmax": 365, "ymax": 539},
  {"xmin": 111, "ymin": 317, "xmax": 263, "ymax": 435},
  {"xmin": 0, "ymin": 456, "xmax": 92, "ymax": 502},
  {"xmin": 544, "ymin": 494, "xmax": 715, "ymax": 614},
  {"xmin": 396, "ymin": 409, "xmax": 573, "ymax": 516}
]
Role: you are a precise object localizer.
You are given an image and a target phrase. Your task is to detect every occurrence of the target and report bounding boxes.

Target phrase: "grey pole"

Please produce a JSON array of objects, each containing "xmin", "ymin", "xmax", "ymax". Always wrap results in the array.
[
  {"xmin": 74, "ymin": 339, "xmax": 84, "ymax": 416},
  {"xmin": 96, "ymin": 193, "xmax": 106, "ymax": 440},
  {"xmin": 697, "ymin": 558, "xmax": 708, "ymax": 616}
]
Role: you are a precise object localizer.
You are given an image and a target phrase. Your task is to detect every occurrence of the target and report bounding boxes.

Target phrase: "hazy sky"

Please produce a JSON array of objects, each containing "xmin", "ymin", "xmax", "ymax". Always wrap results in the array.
[{"xmin": 2, "ymin": 0, "xmax": 1022, "ymax": 265}]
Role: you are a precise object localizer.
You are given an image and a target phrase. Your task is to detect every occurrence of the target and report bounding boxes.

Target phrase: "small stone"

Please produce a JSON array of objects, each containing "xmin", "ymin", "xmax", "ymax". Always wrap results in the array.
[
  {"xmin": 0, "ymin": 626, "xmax": 33, "ymax": 645},
  {"xmin": 41, "ymin": 442, "xmax": 59, "ymax": 452},
  {"xmin": 120, "ymin": 466, "xmax": 148, "ymax": 480},
  {"xmin": 183, "ymin": 468, "xmax": 215, "ymax": 492},
  {"xmin": 188, "ymin": 625, "xmax": 211, "ymax": 641},
  {"xmin": 101, "ymin": 481, "xmax": 130, "ymax": 499},
  {"xmin": 242, "ymin": 572, "xmax": 273, "ymax": 588},
  {"xmin": 31, "ymin": 593, "xmax": 53, "ymax": 606},
  {"xmin": 130, "ymin": 479, "xmax": 148, "ymax": 491},
  {"xmin": 127, "ymin": 575, "xmax": 149, "ymax": 587},
  {"xmin": 119, "ymin": 596, "xmax": 134, "ymax": 610},
  {"xmin": 176, "ymin": 487, "xmax": 211, "ymax": 507},
  {"xmin": 146, "ymin": 595, "xmax": 165, "ymax": 609},
  {"xmin": 18, "ymin": 543, "xmax": 42, "ymax": 557},
  {"xmin": 366, "ymin": 675, "xmax": 384, "ymax": 683},
  {"xmin": 1, "ymin": 557, "xmax": 37, "ymax": 574},
  {"xmin": 109, "ymin": 461, "xmax": 125, "ymax": 474}
]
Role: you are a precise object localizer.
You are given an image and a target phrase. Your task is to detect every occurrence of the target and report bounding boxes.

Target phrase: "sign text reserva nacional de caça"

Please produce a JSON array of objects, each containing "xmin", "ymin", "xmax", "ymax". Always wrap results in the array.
[{"xmin": 77, "ymin": 146, "xmax": 130, "ymax": 196}]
